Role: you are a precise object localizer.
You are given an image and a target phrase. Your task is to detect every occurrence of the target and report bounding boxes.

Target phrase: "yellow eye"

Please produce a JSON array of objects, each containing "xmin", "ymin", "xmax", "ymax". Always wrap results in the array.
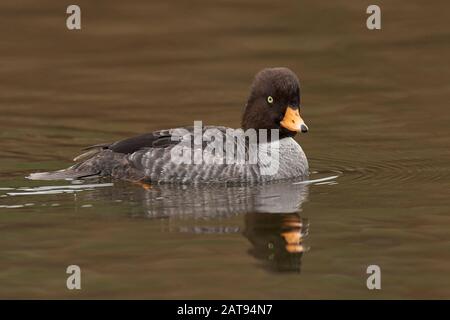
[{"xmin": 267, "ymin": 96, "xmax": 274, "ymax": 104}]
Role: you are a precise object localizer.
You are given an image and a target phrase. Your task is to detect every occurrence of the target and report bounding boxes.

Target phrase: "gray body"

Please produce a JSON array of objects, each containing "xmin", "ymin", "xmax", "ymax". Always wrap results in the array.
[{"xmin": 29, "ymin": 127, "xmax": 309, "ymax": 184}]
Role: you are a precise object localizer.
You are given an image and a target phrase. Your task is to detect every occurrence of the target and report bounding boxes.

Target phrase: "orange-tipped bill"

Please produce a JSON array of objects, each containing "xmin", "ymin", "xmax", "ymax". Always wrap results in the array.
[{"xmin": 280, "ymin": 106, "xmax": 308, "ymax": 133}]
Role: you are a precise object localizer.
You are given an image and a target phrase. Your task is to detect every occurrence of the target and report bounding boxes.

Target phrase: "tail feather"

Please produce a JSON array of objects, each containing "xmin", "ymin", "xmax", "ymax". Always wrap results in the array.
[
  {"xmin": 27, "ymin": 147, "xmax": 133, "ymax": 181},
  {"xmin": 26, "ymin": 166, "xmax": 100, "ymax": 181}
]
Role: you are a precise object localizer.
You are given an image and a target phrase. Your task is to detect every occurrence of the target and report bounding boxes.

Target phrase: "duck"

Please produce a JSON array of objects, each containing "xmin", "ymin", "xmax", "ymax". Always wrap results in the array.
[{"xmin": 28, "ymin": 67, "xmax": 309, "ymax": 184}]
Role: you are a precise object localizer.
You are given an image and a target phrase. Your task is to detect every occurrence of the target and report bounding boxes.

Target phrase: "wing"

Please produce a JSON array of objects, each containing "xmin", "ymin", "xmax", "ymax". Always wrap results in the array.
[
  {"xmin": 126, "ymin": 126, "xmax": 262, "ymax": 183},
  {"xmin": 81, "ymin": 126, "xmax": 231, "ymax": 155},
  {"xmin": 108, "ymin": 129, "xmax": 180, "ymax": 153},
  {"xmin": 71, "ymin": 126, "xmax": 258, "ymax": 183},
  {"xmin": 73, "ymin": 129, "xmax": 182, "ymax": 162}
]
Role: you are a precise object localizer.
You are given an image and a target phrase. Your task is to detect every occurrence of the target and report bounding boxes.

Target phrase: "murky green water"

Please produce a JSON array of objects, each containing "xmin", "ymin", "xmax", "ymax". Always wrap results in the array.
[{"xmin": 1, "ymin": 0, "xmax": 449, "ymax": 298}]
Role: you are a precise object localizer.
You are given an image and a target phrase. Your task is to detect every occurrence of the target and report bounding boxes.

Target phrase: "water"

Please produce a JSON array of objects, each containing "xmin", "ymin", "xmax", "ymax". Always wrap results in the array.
[{"xmin": 1, "ymin": 0, "xmax": 450, "ymax": 298}]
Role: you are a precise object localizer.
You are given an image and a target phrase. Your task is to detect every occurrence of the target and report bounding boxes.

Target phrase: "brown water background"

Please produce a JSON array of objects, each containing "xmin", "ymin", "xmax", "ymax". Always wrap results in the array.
[{"xmin": 0, "ymin": 0, "xmax": 449, "ymax": 298}]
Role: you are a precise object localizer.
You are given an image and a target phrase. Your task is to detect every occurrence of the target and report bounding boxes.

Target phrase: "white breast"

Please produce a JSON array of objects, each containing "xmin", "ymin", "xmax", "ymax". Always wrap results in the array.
[{"xmin": 258, "ymin": 137, "xmax": 308, "ymax": 180}]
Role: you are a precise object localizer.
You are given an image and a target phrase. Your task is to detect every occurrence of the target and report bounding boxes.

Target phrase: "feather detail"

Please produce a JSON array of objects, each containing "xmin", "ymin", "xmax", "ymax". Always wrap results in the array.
[
  {"xmin": 73, "ymin": 148, "xmax": 103, "ymax": 162},
  {"xmin": 26, "ymin": 165, "xmax": 99, "ymax": 181}
]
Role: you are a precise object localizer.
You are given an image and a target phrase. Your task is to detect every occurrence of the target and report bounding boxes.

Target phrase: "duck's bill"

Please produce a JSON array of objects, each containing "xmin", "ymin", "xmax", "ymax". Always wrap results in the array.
[{"xmin": 280, "ymin": 106, "xmax": 308, "ymax": 133}]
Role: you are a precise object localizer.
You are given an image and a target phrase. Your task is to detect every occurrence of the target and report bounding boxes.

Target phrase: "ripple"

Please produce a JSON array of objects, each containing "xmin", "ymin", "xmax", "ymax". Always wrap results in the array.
[
  {"xmin": 293, "ymin": 174, "xmax": 339, "ymax": 185},
  {"xmin": 0, "ymin": 182, "xmax": 114, "ymax": 209},
  {"xmin": 6, "ymin": 183, "xmax": 114, "ymax": 196},
  {"xmin": 310, "ymin": 156, "xmax": 449, "ymax": 185}
]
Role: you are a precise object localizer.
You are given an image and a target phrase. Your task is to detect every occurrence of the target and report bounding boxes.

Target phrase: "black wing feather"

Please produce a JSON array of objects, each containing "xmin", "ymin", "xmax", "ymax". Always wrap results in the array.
[
  {"xmin": 80, "ymin": 129, "xmax": 182, "ymax": 155},
  {"xmin": 109, "ymin": 130, "xmax": 181, "ymax": 153}
]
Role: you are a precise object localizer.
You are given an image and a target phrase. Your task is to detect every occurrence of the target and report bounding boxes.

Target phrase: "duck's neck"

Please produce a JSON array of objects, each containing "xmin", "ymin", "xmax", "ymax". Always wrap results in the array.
[{"xmin": 239, "ymin": 127, "xmax": 296, "ymax": 144}]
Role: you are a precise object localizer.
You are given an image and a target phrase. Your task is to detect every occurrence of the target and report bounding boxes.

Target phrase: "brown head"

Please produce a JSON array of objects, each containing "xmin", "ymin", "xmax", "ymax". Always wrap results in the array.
[{"xmin": 241, "ymin": 67, "xmax": 308, "ymax": 138}]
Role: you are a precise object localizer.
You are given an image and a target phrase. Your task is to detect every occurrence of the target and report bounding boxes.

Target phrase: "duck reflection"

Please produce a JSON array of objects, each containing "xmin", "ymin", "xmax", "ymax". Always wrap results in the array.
[
  {"xmin": 86, "ymin": 180, "xmax": 310, "ymax": 273},
  {"xmin": 244, "ymin": 212, "xmax": 308, "ymax": 273}
]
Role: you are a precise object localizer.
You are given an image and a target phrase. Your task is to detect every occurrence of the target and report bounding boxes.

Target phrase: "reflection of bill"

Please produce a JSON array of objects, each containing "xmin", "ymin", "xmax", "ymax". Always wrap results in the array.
[
  {"xmin": 281, "ymin": 215, "xmax": 307, "ymax": 254},
  {"xmin": 244, "ymin": 212, "xmax": 308, "ymax": 273}
]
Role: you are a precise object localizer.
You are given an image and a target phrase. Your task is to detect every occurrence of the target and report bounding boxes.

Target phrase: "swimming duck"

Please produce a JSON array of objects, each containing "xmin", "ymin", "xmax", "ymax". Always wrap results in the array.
[{"xmin": 28, "ymin": 67, "xmax": 309, "ymax": 184}]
